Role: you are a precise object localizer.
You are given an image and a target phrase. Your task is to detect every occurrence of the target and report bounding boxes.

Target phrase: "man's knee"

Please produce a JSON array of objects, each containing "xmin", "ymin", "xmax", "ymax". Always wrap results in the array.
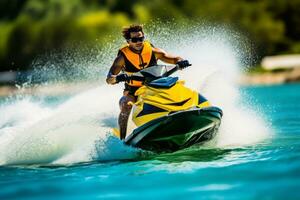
[{"xmin": 119, "ymin": 95, "xmax": 135, "ymax": 112}]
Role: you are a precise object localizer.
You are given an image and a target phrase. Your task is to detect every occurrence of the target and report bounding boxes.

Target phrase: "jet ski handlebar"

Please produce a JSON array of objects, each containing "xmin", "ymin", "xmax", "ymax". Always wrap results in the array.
[
  {"xmin": 115, "ymin": 73, "xmax": 144, "ymax": 83},
  {"xmin": 115, "ymin": 62, "xmax": 191, "ymax": 83},
  {"xmin": 115, "ymin": 74, "xmax": 130, "ymax": 83},
  {"xmin": 163, "ymin": 61, "xmax": 192, "ymax": 76}
]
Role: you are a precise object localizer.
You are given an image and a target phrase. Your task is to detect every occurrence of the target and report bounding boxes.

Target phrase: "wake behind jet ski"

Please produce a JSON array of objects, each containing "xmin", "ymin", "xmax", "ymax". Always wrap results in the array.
[{"xmin": 113, "ymin": 64, "xmax": 223, "ymax": 153}]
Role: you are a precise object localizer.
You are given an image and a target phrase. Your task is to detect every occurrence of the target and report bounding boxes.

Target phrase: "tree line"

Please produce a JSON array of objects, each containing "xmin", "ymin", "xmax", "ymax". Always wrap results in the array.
[{"xmin": 0, "ymin": 0, "xmax": 300, "ymax": 71}]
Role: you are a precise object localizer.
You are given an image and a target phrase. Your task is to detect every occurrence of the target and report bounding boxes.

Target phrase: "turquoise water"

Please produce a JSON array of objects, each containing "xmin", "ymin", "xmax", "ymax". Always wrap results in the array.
[{"xmin": 1, "ymin": 83, "xmax": 300, "ymax": 200}]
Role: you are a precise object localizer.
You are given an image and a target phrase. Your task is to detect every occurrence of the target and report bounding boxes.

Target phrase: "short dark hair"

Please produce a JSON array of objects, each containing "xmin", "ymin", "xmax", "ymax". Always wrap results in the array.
[{"xmin": 122, "ymin": 24, "xmax": 144, "ymax": 40}]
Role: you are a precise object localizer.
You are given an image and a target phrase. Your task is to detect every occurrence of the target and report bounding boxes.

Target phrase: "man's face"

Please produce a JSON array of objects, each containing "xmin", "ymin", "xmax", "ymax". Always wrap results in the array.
[{"xmin": 128, "ymin": 31, "xmax": 144, "ymax": 51}]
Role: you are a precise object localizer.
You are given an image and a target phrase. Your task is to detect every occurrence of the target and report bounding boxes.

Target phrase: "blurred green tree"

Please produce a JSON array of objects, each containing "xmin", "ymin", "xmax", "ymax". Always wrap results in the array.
[{"xmin": 0, "ymin": 0, "xmax": 300, "ymax": 72}]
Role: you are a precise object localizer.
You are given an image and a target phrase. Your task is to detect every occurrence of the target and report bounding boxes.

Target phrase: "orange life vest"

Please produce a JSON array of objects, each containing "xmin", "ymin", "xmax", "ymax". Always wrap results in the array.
[{"xmin": 119, "ymin": 41, "xmax": 157, "ymax": 87}]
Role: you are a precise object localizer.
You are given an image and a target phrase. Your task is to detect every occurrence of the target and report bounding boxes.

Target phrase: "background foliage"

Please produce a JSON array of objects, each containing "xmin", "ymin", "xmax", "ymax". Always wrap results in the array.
[{"xmin": 0, "ymin": 0, "xmax": 300, "ymax": 71}]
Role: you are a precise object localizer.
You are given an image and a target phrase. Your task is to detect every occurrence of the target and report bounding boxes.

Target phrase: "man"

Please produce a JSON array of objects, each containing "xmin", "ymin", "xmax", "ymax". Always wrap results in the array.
[{"xmin": 106, "ymin": 24, "xmax": 190, "ymax": 140}]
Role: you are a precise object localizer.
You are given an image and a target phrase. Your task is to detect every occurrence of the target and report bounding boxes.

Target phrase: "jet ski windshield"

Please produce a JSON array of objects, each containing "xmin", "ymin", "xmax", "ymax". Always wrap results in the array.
[
  {"xmin": 130, "ymin": 65, "xmax": 178, "ymax": 83},
  {"xmin": 140, "ymin": 65, "xmax": 177, "ymax": 78}
]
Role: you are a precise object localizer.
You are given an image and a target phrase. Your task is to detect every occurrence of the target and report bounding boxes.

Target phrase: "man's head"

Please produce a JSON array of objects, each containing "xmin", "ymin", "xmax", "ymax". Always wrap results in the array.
[{"xmin": 122, "ymin": 24, "xmax": 145, "ymax": 51}]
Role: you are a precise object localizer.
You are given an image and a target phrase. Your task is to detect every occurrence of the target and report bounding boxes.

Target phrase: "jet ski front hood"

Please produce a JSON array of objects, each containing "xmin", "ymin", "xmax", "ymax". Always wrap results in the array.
[{"xmin": 125, "ymin": 106, "xmax": 222, "ymax": 152}]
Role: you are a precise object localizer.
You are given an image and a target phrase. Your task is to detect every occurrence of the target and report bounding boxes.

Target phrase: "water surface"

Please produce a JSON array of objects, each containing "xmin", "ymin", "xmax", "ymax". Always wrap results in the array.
[{"xmin": 1, "ymin": 83, "xmax": 300, "ymax": 199}]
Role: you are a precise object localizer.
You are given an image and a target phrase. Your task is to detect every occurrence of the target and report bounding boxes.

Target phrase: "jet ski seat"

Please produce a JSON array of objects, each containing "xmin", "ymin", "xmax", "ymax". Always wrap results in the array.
[{"xmin": 147, "ymin": 77, "xmax": 178, "ymax": 89}]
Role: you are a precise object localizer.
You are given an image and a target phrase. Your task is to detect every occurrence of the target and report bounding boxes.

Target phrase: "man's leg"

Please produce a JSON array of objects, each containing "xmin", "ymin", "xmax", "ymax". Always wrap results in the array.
[{"xmin": 118, "ymin": 93, "xmax": 136, "ymax": 140}]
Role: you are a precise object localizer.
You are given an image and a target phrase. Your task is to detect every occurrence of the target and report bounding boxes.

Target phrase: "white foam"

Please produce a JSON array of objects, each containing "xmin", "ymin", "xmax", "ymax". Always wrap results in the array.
[{"xmin": 0, "ymin": 85, "xmax": 140, "ymax": 165}]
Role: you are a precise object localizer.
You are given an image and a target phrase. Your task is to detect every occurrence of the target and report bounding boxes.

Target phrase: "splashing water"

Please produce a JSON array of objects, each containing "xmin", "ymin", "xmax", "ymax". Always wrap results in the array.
[
  {"xmin": 0, "ymin": 85, "xmax": 143, "ymax": 165},
  {"xmin": 148, "ymin": 23, "xmax": 271, "ymax": 147},
  {"xmin": 0, "ymin": 23, "xmax": 271, "ymax": 166}
]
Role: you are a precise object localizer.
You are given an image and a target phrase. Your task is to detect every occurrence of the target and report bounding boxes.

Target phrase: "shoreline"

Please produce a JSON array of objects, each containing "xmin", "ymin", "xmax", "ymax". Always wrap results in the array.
[
  {"xmin": 1, "ymin": 69, "xmax": 300, "ymax": 97},
  {"xmin": 239, "ymin": 68, "xmax": 300, "ymax": 86}
]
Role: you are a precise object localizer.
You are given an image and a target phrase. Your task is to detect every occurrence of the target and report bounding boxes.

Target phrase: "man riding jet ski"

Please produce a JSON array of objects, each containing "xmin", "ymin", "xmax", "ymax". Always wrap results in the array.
[
  {"xmin": 112, "ymin": 64, "xmax": 223, "ymax": 152},
  {"xmin": 106, "ymin": 24, "xmax": 222, "ymax": 152},
  {"xmin": 106, "ymin": 24, "xmax": 189, "ymax": 140}
]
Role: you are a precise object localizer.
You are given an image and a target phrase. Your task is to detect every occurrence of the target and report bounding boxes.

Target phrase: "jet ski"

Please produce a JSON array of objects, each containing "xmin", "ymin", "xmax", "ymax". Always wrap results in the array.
[{"xmin": 113, "ymin": 64, "xmax": 223, "ymax": 153}]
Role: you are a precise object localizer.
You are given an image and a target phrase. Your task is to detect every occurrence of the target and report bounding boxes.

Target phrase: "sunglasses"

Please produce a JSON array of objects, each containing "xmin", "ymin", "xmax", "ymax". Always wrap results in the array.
[{"xmin": 129, "ymin": 36, "xmax": 145, "ymax": 43}]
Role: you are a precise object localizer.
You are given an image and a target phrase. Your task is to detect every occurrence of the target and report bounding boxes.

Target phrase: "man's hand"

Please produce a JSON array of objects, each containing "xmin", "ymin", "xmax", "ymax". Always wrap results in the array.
[
  {"xmin": 106, "ymin": 75, "xmax": 117, "ymax": 84},
  {"xmin": 176, "ymin": 60, "xmax": 191, "ymax": 69},
  {"xmin": 106, "ymin": 74, "xmax": 129, "ymax": 84},
  {"xmin": 106, "ymin": 54, "xmax": 126, "ymax": 85}
]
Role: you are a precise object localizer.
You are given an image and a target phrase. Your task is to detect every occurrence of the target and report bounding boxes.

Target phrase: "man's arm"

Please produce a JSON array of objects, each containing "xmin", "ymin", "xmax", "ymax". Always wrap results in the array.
[
  {"xmin": 152, "ymin": 47, "xmax": 183, "ymax": 64},
  {"xmin": 106, "ymin": 54, "xmax": 125, "ymax": 85}
]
